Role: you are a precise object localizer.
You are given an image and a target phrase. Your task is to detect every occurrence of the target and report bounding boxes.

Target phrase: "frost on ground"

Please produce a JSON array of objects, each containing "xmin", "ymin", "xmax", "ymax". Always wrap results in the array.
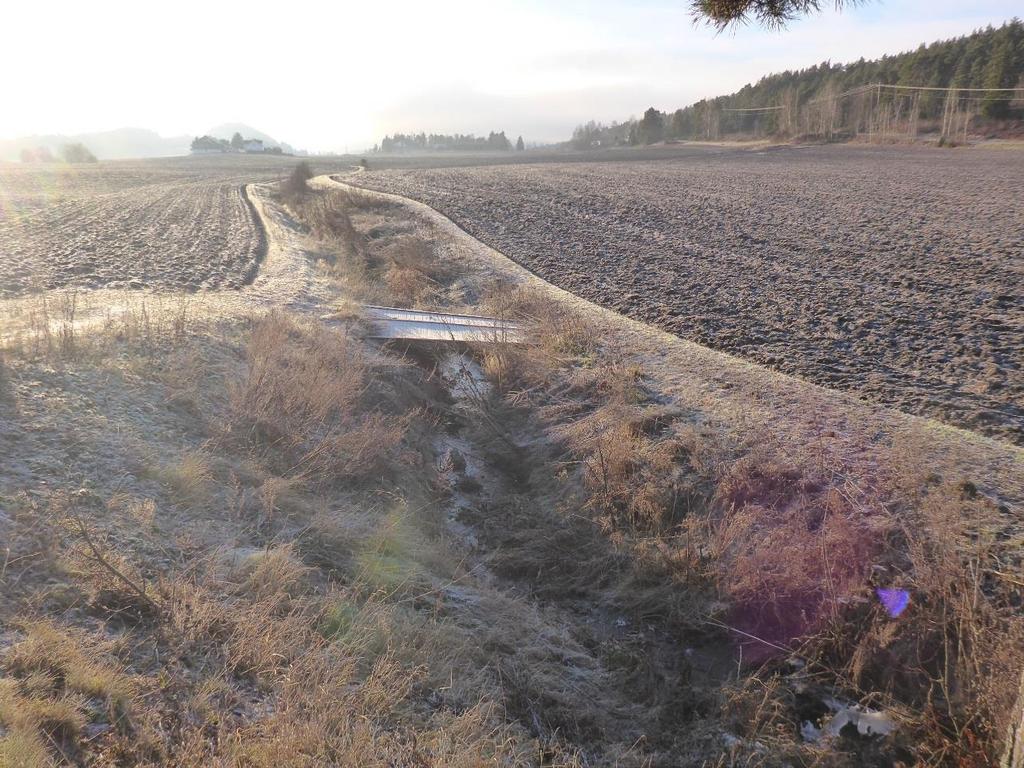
[
  {"xmin": 0, "ymin": 169, "xmax": 1021, "ymax": 766},
  {"xmin": 0, "ymin": 156, "xmax": 348, "ymax": 296},
  {"xmin": 354, "ymin": 144, "xmax": 1024, "ymax": 444}
]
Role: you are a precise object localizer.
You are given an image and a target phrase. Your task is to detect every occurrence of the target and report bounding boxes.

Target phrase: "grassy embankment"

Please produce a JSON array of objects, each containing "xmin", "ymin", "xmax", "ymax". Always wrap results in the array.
[{"xmin": 0, "ymin": 175, "xmax": 1020, "ymax": 766}]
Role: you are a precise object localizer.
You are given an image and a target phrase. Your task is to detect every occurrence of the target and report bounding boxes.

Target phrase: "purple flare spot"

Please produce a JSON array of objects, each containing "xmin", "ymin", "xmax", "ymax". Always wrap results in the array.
[{"xmin": 876, "ymin": 588, "xmax": 910, "ymax": 618}]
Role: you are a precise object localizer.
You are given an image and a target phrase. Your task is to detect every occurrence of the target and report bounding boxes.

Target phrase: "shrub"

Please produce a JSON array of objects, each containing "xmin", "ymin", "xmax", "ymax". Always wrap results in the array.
[
  {"xmin": 280, "ymin": 161, "xmax": 314, "ymax": 204},
  {"xmin": 59, "ymin": 142, "xmax": 97, "ymax": 163}
]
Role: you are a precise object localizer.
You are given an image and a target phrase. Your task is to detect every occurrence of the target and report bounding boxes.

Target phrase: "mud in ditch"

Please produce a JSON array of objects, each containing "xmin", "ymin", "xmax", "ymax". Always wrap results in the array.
[{"xmin": 353, "ymin": 144, "xmax": 1024, "ymax": 444}]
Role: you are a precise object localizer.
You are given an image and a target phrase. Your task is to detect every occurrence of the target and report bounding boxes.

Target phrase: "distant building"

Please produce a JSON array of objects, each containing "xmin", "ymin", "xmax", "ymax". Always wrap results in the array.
[{"xmin": 243, "ymin": 139, "xmax": 264, "ymax": 153}]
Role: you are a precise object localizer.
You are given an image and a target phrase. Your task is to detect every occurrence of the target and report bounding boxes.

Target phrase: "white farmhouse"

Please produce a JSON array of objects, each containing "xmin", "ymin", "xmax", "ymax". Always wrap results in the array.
[{"xmin": 243, "ymin": 139, "xmax": 264, "ymax": 153}]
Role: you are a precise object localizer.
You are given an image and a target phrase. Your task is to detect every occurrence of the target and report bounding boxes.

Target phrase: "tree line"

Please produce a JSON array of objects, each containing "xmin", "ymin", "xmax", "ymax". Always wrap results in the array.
[
  {"xmin": 19, "ymin": 143, "xmax": 97, "ymax": 164},
  {"xmin": 376, "ymin": 131, "xmax": 525, "ymax": 153},
  {"xmin": 572, "ymin": 19, "xmax": 1024, "ymax": 147}
]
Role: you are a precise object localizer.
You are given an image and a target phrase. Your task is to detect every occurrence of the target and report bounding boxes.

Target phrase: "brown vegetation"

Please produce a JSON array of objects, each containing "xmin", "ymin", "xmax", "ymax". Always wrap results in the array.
[
  {"xmin": 288, "ymin": 182, "xmax": 1024, "ymax": 765},
  {"xmin": 278, "ymin": 161, "xmax": 314, "ymax": 206},
  {"xmin": 293, "ymin": 189, "xmax": 453, "ymax": 308},
  {"xmin": 0, "ymin": 302, "xmax": 558, "ymax": 764},
  {"xmin": 226, "ymin": 313, "xmax": 408, "ymax": 483},
  {"xmin": 476, "ymin": 284, "xmax": 1024, "ymax": 764}
]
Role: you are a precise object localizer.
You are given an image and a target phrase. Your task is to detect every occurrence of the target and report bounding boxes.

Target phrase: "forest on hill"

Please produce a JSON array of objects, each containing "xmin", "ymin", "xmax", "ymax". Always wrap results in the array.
[{"xmin": 572, "ymin": 19, "xmax": 1024, "ymax": 146}]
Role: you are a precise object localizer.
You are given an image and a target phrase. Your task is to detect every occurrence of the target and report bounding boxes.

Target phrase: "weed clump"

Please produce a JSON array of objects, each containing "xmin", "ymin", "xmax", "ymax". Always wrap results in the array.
[
  {"xmin": 0, "ymin": 622, "xmax": 135, "ymax": 760},
  {"xmin": 228, "ymin": 314, "xmax": 408, "ymax": 485}
]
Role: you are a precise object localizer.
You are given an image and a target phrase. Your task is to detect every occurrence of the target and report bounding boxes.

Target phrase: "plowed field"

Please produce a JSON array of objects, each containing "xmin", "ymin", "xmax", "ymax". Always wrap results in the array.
[
  {"xmin": 355, "ymin": 144, "xmax": 1024, "ymax": 443},
  {"xmin": 0, "ymin": 156, "xmax": 318, "ymax": 294}
]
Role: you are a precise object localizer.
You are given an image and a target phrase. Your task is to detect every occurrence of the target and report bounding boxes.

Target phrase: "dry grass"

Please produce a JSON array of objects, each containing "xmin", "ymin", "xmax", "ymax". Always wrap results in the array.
[
  {"xmin": 710, "ymin": 450, "xmax": 890, "ymax": 661},
  {"xmin": 286, "ymin": 181, "xmax": 1024, "ymax": 764},
  {"xmin": 148, "ymin": 563, "xmax": 533, "ymax": 766},
  {"xmin": 381, "ymin": 236, "xmax": 448, "ymax": 307},
  {"xmin": 227, "ymin": 313, "xmax": 408, "ymax": 485},
  {"xmin": 0, "ymin": 621, "xmax": 135, "ymax": 763},
  {"xmin": 148, "ymin": 449, "xmax": 215, "ymax": 507},
  {"xmin": 1, "ymin": 212, "xmax": 587, "ymax": 765},
  {"xmin": 295, "ymin": 189, "xmax": 363, "ymax": 246},
  {"xmin": 702, "ymin": 445, "xmax": 1024, "ymax": 764},
  {"xmin": 0, "ymin": 289, "xmax": 193, "ymax": 364},
  {"xmin": 290, "ymin": 190, "xmax": 382, "ymax": 299},
  {"xmin": 471, "ymin": 282, "xmax": 1023, "ymax": 764},
  {"xmin": 5, "ymin": 172, "xmax": 1018, "ymax": 766},
  {"xmin": 555, "ymin": 402, "xmax": 686, "ymax": 534},
  {"xmin": 0, "ymin": 327, "xmax": 554, "ymax": 765},
  {"xmin": 476, "ymin": 288, "xmax": 702, "ymax": 541},
  {"xmin": 808, "ymin": 474, "xmax": 1023, "ymax": 763},
  {"xmin": 479, "ymin": 283, "xmax": 598, "ymax": 394},
  {"xmin": 293, "ymin": 189, "xmax": 453, "ymax": 309}
]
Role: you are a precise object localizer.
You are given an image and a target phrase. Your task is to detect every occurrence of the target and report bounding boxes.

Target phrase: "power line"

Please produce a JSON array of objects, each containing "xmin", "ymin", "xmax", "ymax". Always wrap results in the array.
[
  {"xmin": 724, "ymin": 105, "xmax": 786, "ymax": 112},
  {"xmin": 723, "ymin": 82, "xmax": 1023, "ymax": 113},
  {"xmin": 876, "ymin": 83, "xmax": 1024, "ymax": 93}
]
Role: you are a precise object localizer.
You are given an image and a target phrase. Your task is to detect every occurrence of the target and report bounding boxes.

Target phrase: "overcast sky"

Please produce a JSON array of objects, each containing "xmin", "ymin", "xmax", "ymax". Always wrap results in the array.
[{"xmin": 1, "ymin": 0, "xmax": 1019, "ymax": 152}]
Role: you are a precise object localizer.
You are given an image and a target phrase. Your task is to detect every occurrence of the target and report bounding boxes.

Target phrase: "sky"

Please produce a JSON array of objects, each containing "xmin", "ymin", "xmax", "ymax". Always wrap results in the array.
[{"xmin": 0, "ymin": 0, "xmax": 1019, "ymax": 152}]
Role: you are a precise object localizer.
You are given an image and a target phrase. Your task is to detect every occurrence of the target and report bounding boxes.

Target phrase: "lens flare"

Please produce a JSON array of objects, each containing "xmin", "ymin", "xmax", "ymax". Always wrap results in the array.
[{"xmin": 876, "ymin": 588, "xmax": 910, "ymax": 618}]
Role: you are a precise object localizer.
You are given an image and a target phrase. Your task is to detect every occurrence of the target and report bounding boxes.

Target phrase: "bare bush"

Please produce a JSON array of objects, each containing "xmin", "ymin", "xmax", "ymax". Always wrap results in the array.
[{"xmin": 279, "ymin": 161, "xmax": 314, "ymax": 205}]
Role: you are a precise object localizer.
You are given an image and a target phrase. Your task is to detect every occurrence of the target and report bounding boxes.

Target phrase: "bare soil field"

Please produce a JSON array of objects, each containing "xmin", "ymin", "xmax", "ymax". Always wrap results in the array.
[
  {"xmin": 361, "ymin": 142, "xmax": 746, "ymax": 171},
  {"xmin": 353, "ymin": 144, "xmax": 1024, "ymax": 444},
  {"xmin": 0, "ymin": 156, "xmax": 350, "ymax": 296}
]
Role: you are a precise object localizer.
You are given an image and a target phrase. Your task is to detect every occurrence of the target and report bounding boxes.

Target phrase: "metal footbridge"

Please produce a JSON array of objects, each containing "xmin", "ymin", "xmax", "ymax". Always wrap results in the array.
[{"xmin": 362, "ymin": 305, "xmax": 524, "ymax": 343}]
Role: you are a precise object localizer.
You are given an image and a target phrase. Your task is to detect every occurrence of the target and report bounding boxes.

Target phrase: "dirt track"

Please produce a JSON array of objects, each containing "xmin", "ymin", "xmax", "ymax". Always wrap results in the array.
[
  {"xmin": 353, "ymin": 144, "xmax": 1024, "ymax": 444},
  {"xmin": 0, "ymin": 156, "xmax": 346, "ymax": 296}
]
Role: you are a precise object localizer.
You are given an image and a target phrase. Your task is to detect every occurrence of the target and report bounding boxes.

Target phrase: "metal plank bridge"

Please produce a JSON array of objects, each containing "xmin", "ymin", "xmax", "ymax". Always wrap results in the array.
[{"xmin": 362, "ymin": 305, "xmax": 524, "ymax": 343}]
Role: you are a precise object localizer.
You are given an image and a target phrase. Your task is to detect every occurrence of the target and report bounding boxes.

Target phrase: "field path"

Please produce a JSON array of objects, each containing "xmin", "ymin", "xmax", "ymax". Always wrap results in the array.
[
  {"xmin": 319, "ymin": 173, "xmax": 1023, "ymax": 522},
  {"xmin": 0, "ymin": 181, "xmax": 337, "ymax": 344}
]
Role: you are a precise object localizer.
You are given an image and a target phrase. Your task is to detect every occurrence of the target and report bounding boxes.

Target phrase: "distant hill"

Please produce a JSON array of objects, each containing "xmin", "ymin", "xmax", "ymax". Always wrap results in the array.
[
  {"xmin": 572, "ymin": 19, "xmax": 1024, "ymax": 146},
  {"xmin": 0, "ymin": 127, "xmax": 191, "ymax": 162},
  {"xmin": 0, "ymin": 123, "xmax": 301, "ymax": 162},
  {"xmin": 207, "ymin": 123, "xmax": 300, "ymax": 156}
]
